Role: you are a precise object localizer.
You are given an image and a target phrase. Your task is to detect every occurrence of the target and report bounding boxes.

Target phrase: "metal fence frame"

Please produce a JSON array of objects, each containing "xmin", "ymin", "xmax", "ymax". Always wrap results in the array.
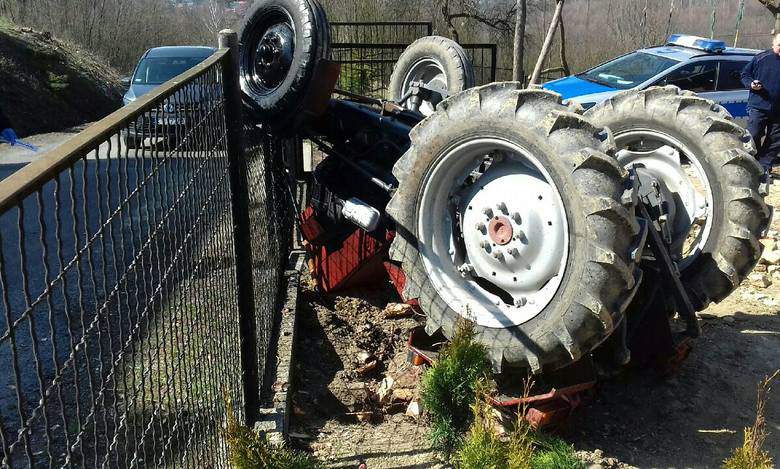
[
  {"xmin": 332, "ymin": 42, "xmax": 497, "ymax": 98},
  {"xmin": 0, "ymin": 30, "xmax": 291, "ymax": 467},
  {"xmin": 329, "ymin": 21, "xmax": 498, "ymax": 99},
  {"xmin": 330, "ymin": 21, "xmax": 433, "ymax": 44}
]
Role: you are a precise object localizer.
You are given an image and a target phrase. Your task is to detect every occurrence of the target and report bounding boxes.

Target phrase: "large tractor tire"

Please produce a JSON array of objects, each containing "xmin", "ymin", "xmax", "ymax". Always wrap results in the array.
[
  {"xmin": 389, "ymin": 36, "xmax": 476, "ymax": 116},
  {"xmin": 386, "ymin": 83, "xmax": 640, "ymax": 373},
  {"xmin": 585, "ymin": 86, "xmax": 771, "ymax": 310},
  {"xmin": 237, "ymin": 0, "xmax": 330, "ymax": 133}
]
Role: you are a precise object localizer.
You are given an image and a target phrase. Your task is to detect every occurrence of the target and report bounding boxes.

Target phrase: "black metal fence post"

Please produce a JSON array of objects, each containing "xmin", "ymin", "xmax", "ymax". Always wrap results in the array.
[{"xmin": 219, "ymin": 29, "xmax": 259, "ymax": 426}]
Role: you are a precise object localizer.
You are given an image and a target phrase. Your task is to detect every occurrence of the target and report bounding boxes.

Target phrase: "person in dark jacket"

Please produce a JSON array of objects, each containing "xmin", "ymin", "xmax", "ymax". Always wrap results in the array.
[
  {"xmin": 0, "ymin": 105, "xmax": 17, "ymax": 146},
  {"xmin": 741, "ymin": 34, "xmax": 780, "ymax": 172}
]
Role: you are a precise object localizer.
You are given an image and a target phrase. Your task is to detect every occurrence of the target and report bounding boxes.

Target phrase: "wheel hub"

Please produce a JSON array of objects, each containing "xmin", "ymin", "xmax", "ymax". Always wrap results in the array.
[
  {"xmin": 488, "ymin": 216, "xmax": 513, "ymax": 245},
  {"xmin": 617, "ymin": 140, "xmax": 711, "ymax": 264},
  {"xmin": 254, "ymin": 23, "xmax": 294, "ymax": 89},
  {"xmin": 402, "ymin": 58, "xmax": 447, "ymax": 116},
  {"xmin": 461, "ymin": 160, "xmax": 566, "ymax": 298},
  {"xmin": 416, "ymin": 138, "xmax": 569, "ymax": 328}
]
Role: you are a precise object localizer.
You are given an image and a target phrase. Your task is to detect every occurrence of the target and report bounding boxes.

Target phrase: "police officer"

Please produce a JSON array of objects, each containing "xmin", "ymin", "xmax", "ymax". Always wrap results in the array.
[
  {"xmin": 741, "ymin": 33, "xmax": 780, "ymax": 172},
  {"xmin": 0, "ymin": 105, "xmax": 17, "ymax": 146}
]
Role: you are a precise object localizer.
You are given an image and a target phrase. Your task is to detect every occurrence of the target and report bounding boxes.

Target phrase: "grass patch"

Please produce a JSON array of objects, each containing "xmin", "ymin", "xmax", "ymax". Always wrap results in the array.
[
  {"xmin": 530, "ymin": 435, "xmax": 583, "ymax": 469},
  {"xmin": 225, "ymin": 397, "xmax": 322, "ymax": 469},
  {"xmin": 420, "ymin": 319, "xmax": 492, "ymax": 453},
  {"xmin": 723, "ymin": 370, "xmax": 779, "ymax": 469},
  {"xmin": 455, "ymin": 384, "xmax": 582, "ymax": 469}
]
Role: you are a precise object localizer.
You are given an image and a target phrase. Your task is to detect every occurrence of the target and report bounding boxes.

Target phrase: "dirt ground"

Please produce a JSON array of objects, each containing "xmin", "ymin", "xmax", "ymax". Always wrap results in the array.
[{"xmin": 290, "ymin": 186, "xmax": 780, "ymax": 469}]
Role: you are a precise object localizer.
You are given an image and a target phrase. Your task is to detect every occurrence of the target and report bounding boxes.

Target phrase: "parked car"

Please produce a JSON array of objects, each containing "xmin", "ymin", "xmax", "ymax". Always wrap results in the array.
[
  {"xmin": 543, "ymin": 34, "xmax": 759, "ymax": 125},
  {"xmin": 122, "ymin": 46, "xmax": 216, "ymax": 148}
]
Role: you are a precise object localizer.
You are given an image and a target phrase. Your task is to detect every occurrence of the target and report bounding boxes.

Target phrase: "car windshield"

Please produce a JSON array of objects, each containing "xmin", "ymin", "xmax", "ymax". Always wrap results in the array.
[
  {"xmin": 133, "ymin": 56, "xmax": 209, "ymax": 85},
  {"xmin": 578, "ymin": 52, "xmax": 680, "ymax": 90}
]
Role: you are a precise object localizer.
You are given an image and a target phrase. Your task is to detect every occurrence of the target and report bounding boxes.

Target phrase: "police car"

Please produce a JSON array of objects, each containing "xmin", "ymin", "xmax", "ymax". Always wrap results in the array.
[{"xmin": 543, "ymin": 34, "xmax": 759, "ymax": 125}]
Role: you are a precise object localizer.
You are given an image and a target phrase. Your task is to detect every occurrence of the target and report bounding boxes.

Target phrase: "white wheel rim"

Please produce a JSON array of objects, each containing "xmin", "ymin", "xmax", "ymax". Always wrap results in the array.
[
  {"xmin": 401, "ymin": 58, "xmax": 447, "ymax": 116},
  {"xmin": 417, "ymin": 137, "xmax": 569, "ymax": 328},
  {"xmin": 615, "ymin": 129, "xmax": 714, "ymax": 269}
]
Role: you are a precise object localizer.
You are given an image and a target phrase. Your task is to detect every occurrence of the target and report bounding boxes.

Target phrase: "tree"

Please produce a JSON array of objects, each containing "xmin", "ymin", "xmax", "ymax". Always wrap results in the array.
[
  {"xmin": 757, "ymin": 0, "xmax": 780, "ymax": 34},
  {"xmin": 436, "ymin": 0, "xmax": 516, "ymax": 43}
]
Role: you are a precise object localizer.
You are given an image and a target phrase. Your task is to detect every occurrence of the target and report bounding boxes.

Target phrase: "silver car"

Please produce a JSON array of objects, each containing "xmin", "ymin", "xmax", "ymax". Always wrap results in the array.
[{"xmin": 122, "ymin": 46, "xmax": 216, "ymax": 148}]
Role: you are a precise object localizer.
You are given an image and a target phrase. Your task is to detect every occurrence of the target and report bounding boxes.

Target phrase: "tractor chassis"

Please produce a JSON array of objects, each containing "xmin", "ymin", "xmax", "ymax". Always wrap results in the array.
[{"xmin": 297, "ymin": 77, "xmax": 702, "ymax": 426}]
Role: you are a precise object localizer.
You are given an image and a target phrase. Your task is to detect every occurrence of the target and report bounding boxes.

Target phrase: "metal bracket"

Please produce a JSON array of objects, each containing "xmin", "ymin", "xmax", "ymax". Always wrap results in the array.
[{"xmin": 638, "ymin": 198, "xmax": 700, "ymax": 338}]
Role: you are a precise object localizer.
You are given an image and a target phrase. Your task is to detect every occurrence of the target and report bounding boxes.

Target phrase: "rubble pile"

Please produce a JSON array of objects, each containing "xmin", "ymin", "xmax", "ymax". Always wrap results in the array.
[{"xmin": 748, "ymin": 229, "xmax": 780, "ymax": 290}]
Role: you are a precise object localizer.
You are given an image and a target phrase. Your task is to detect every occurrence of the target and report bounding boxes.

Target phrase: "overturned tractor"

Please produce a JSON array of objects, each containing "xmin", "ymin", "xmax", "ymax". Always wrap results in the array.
[{"xmin": 237, "ymin": 0, "xmax": 771, "ymax": 376}]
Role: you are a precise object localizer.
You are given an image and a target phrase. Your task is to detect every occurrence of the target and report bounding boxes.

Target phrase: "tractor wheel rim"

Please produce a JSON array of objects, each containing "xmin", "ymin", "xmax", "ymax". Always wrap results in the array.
[
  {"xmin": 254, "ymin": 22, "xmax": 295, "ymax": 89},
  {"xmin": 241, "ymin": 7, "xmax": 297, "ymax": 98},
  {"xmin": 402, "ymin": 58, "xmax": 447, "ymax": 116},
  {"xmin": 614, "ymin": 129, "xmax": 714, "ymax": 270},
  {"xmin": 417, "ymin": 137, "xmax": 569, "ymax": 328}
]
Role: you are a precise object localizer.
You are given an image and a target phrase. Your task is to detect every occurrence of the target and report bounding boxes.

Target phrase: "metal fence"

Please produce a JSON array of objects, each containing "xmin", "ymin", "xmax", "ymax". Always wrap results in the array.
[
  {"xmin": 330, "ymin": 21, "xmax": 432, "ymax": 45},
  {"xmin": 0, "ymin": 32, "xmax": 293, "ymax": 467},
  {"xmin": 332, "ymin": 43, "xmax": 497, "ymax": 98},
  {"xmin": 330, "ymin": 21, "xmax": 497, "ymax": 99}
]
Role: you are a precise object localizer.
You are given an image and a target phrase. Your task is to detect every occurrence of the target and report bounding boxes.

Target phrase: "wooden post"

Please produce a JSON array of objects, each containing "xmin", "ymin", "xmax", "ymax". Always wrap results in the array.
[
  {"xmin": 529, "ymin": 0, "xmax": 564, "ymax": 87},
  {"xmin": 512, "ymin": 0, "xmax": 527, "ymax": 83}
]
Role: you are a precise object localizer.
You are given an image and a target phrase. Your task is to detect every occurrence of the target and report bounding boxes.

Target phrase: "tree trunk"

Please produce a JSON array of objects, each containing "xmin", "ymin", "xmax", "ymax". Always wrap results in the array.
[
  {"xmin": 558, "ymin": 10, "xmax": 570, "ymax": 77},
  {"xmin": 512, "ymin": 0, "xmax": 527, "ymax": 83}
]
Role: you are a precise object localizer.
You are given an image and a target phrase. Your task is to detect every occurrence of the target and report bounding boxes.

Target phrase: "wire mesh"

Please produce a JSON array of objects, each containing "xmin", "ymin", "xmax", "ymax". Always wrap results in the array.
[
  {"xmin": 332, "ymin": 43, "xmax": 497, "ymax": 99},
  {"xmin": 0, "ymin": 47, "xmax": 293, "ymax": 467}
]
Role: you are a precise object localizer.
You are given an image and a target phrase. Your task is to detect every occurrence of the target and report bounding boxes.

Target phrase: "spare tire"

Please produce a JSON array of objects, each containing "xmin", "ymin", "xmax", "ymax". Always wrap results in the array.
[
  {"xmin": 389, "ymin": 36, "xmax": 476, "ymax": 116},
  {"xmin": 585, "ymin": 86, "xmax": 771, "ymax": 309},
  {"xmin": 237, "ymin": 0, "xmax": 330, "ymax": 132},
  {"xmin": 386, "ymin": 83, "xmax": 639, "ymax": 373}
]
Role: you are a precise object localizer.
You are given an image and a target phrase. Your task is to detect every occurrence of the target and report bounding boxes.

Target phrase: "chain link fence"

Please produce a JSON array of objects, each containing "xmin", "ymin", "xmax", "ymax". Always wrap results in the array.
[{"xmin": 0, "ymin": 33, "xmax": 294, "ymax": 467}]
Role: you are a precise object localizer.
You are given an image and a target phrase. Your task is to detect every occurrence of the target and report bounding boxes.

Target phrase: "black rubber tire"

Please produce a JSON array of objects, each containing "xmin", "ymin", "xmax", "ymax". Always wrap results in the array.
[
  {"xmin": 237, "ymin": 0, "xmax": 330, "ymax": 132},
  {"xmin": 389, "ymin": 36, "xmax": 476, "ymax": 110},
  {"xmin": 585, "ymin": 86, "xmax": 771, "ymax": 309},
  {"xmin": 386, "ymin": 83, "xmax": 640, "ymax": 373}
]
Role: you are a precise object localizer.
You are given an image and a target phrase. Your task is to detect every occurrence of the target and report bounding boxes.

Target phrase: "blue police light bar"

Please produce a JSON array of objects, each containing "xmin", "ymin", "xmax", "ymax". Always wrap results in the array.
[{"xmin": 667, "ymin": 34, "xmax": 727, "ymax": 53}]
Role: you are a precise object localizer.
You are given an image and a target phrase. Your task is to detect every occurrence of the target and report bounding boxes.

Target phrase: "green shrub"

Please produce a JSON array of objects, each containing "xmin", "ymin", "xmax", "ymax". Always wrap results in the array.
[
  {"xmin": 456, "ymin": 381, "xmax": 517, "ymax": 469},
  {"xmin": 225, "ymin": 398, "xmax": 322, "ymax": 469},
  {"xmin": 420, "ymin": 319, "xmax": 492, "ymax": 453}
]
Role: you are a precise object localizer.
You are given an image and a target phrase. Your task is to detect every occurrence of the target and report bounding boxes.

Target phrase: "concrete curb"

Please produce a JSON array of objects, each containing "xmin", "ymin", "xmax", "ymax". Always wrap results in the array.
[{"xmin": 255, "ymin": 250, "xmax": 306, "ymax": 444}]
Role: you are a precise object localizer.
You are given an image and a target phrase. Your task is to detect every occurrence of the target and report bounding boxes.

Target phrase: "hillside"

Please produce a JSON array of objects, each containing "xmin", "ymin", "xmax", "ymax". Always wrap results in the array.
[{"xmin": 0, "ymin": 19, "xmax": 123, "ymax": 136}]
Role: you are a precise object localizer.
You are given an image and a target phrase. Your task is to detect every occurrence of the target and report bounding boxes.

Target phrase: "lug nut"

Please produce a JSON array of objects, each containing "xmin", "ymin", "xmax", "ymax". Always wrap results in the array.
[
  {"xmin": 508, "ymin": 247, "xmax": 520, "ymax": 257},
  {"xmin": 515, "ymin": 297, "xmax": 527, "ymax": 307},
  {"xmin": 514, "ymin": 230, "xmax": 526, "ymax": 241},
  {"xmin": 458, "ymin": 263, "xmax": 475, "ymax": 277},
  {"xmin": 475, "ymin": 222, "xmax": 486, "ymax": 232},
  {"xmin": 492, "ymin": 250, "xmax": 504, "ymax": 261},
  {"xmin": 480, "ymin": 240, "xmax": 490, "ymax": 251},
  {"xmin": 512, "ymin": 212, "xmax": 522, "ymax": 224},
  {"xmin": 482, "ymin": 207, "xmax": 494, "ymax": 218},
  {"xmin": 496, "ymin": 202, "xmax": 508, "ymax": 213}
]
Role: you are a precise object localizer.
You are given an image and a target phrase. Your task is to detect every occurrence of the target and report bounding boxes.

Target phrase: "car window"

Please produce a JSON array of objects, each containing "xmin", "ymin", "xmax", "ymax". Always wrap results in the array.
[
  {"xmin": 716, "ymin": 61, "xmax": 749, "ymax": 91},
  {"xmin": 133, "ymin": 56, "xmax": 209, "ymax": 85},
  {"xmin": 658, "ymin": 61, "xmax": 717, "ymax": 92},
  {"xmin": 578, "ymin": 52, "xmax": 679, "ymax": 90}
]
